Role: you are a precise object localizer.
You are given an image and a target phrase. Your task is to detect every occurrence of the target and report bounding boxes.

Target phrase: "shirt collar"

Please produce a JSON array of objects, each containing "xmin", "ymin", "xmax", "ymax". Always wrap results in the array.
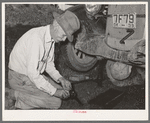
[{"xmin": 45, "ymin": 25, "xmax": 54, "ymax": 43}]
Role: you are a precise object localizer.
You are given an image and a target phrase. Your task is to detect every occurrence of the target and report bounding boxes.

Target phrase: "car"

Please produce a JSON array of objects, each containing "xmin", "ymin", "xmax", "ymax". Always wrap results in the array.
[{"xmin": 63, "ymin": 4, "xmax": 145, "ymax": 87}]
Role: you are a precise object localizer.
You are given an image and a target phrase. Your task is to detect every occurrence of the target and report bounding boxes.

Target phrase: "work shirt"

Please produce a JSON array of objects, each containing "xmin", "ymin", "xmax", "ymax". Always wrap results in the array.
[{"xmin": 9, "ymin": 25, "xmax": 62, "ymax": 95}]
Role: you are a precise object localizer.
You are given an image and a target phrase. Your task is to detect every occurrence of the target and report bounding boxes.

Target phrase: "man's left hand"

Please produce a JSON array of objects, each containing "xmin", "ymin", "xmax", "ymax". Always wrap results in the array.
[{"xmin": 58, "ymin": 77, "xmax": 72, "ymax": 91}]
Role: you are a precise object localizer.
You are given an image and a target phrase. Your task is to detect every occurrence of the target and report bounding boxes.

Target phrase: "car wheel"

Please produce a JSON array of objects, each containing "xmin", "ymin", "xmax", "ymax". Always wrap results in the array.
[
  {"xmin": 63, "ymin": 42, "xmax": 98, "ymax": 72},
  {"xmin": 106, "ymin": 60, "xmax": 144, "ymax": 87}
]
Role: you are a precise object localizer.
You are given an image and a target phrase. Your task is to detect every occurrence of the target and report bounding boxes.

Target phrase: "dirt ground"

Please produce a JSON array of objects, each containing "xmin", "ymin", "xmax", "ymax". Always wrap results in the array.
[{"xmin": 4, "ymin": 4, "xmax": 145, "ymax": 110}]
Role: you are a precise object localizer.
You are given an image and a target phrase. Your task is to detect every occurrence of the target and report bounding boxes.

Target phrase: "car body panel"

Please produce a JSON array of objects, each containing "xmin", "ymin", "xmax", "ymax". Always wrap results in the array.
[
  {"xmin": 72, "ymin": 4, "xmax": 145, "ymax": 67},
  {"xmin": 106, "ymin": 5, "xmax": 145, "ymax": 51}
]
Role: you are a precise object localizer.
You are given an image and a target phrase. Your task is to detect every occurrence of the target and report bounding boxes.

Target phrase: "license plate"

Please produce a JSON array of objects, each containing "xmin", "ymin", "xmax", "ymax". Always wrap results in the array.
[{"xmin": 113, "ymin": 13, "xmax": 136, "ymax": 28}]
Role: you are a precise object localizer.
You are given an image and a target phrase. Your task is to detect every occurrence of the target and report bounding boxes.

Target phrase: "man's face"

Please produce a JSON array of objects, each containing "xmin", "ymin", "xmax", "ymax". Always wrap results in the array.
[{"xmin": 55, "ymin": 25, "xmax": 67, "ymax": 43}]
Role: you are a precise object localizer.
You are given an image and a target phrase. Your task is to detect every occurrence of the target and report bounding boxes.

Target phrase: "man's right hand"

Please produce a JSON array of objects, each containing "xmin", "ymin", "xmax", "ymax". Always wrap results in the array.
[{"xmin": 53, "ymin": 89, "xmax": 70, "ymax": 99}]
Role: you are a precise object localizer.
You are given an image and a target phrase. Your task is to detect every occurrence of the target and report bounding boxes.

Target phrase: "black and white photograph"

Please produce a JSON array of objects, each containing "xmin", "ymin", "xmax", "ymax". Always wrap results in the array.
[{"xmin": 2, "ymin": 2, "xmax": 148, "ymax": 121}]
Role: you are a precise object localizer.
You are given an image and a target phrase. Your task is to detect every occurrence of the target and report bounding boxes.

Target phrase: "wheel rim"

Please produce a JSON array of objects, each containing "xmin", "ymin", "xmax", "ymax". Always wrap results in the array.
[
  {"xmin": 72, "ymin": 46, "xmax": 95, "ymax": 64},
  {"xmin": 64, "ymin": 42, "xmax": 98, "ymax": 72}
]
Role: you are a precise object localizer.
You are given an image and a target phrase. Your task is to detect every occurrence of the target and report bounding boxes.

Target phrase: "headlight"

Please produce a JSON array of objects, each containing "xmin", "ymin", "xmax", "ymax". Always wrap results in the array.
[{"xmin": 85, "ymin": 4, "xmax": 102, "ymax": 15}]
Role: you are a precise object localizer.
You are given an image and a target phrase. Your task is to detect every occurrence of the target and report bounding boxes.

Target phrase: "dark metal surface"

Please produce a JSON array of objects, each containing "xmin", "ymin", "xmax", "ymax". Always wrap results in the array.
[
  {"xmin": 71, "ymin": 4, "xmax": 145, "ymax": 68},
  {"xmin": 75, "ymin": 35, "xmax": 145, "ymax": 67}
]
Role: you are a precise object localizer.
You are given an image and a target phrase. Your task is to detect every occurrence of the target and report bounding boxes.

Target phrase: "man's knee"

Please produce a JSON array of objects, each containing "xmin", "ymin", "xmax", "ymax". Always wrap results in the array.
[
  {"xmin": 47, "ymin": 97, "xmax": 62, "ymax": 109},
  {"xmin": 32, "ymin": 96, "xmax": 62, "ymax": 109},
  {"xmin": 15, "ymin": 92, "xmax": 62, "ymax": 109},
  {"xmin": 55, "ymin": 98, "xmax": 62, "ymax": 109}
]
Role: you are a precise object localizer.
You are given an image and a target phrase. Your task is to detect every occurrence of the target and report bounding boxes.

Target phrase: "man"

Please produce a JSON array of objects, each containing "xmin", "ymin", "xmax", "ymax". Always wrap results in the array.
[{"xmin": 6, "ymin": 10, "xmax": 80, "ymax": 109}]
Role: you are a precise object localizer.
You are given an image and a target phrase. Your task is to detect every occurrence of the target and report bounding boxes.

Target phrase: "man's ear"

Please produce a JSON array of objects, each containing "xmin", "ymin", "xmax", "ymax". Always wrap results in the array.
[
  {"xmin": 50, "ymin": 25, "xmax": 58, "ymax": 42},
  {"xmin": 50, "ymin": 25, "xmax": 55, "ymax": 38}
]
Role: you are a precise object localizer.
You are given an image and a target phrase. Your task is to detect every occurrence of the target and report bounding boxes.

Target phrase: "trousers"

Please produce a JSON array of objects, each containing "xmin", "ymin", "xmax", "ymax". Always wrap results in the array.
[{"xmin": 8, "ymin": 69, "xmax": 62, "ymax": 110}]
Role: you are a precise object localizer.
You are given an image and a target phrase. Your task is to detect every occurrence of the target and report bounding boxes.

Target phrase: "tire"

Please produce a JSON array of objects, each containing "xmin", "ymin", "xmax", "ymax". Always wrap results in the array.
[
  {"xmin": 63, "ymin": 42, "xmax": 98, "ymax": 72},
  {"xmin": 106, "ymin": 60, "xmax": 144, "ymax": 87}
]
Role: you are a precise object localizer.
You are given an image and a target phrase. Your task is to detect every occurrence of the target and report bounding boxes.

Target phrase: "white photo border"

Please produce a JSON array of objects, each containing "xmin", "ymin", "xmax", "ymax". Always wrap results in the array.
[{"xmin": 2, "ymin": 1, "xmax": 149, "ymax": 121}]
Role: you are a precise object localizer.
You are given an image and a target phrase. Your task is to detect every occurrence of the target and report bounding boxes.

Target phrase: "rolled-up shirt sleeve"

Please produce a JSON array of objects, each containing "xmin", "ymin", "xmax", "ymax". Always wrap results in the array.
[{"xmin": 26, "ymin": 37, "xmax": 56, "ymax": 95}]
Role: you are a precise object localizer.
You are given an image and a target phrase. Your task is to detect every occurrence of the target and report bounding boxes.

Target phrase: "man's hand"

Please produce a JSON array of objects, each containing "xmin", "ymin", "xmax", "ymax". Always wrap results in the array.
[
  {"xmin": 53, "ymin": 89, "xmax": 70, "ymax": 99},
  {"xmin": 58, "ymin": 77, "xmax": 72, "ymax": 91}
]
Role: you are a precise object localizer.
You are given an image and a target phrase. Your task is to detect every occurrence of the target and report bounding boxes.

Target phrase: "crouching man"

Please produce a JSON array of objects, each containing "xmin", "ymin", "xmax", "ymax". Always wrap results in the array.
[{"xmin": 7, "ymin": 10, "xmax": 80, "ymax": 109}]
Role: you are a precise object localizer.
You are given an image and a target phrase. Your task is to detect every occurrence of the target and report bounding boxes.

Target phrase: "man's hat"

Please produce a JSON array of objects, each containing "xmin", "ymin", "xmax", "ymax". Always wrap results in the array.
[{"xmin": 53, "ymin": 10, "xmax": 80, "ymax": 42}]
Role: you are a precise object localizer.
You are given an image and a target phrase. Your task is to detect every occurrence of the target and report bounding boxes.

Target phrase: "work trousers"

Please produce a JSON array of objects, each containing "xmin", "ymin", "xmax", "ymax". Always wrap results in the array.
[{"xmin": 8, "ymin": 69, "xmax": 62, "ymax": 110}]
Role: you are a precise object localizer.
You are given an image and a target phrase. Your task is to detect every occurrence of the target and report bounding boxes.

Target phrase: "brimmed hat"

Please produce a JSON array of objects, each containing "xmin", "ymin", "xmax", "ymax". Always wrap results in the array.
[{"xmin": 53, "ymin": 10, "xmax": 80, "ymax": 42}]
